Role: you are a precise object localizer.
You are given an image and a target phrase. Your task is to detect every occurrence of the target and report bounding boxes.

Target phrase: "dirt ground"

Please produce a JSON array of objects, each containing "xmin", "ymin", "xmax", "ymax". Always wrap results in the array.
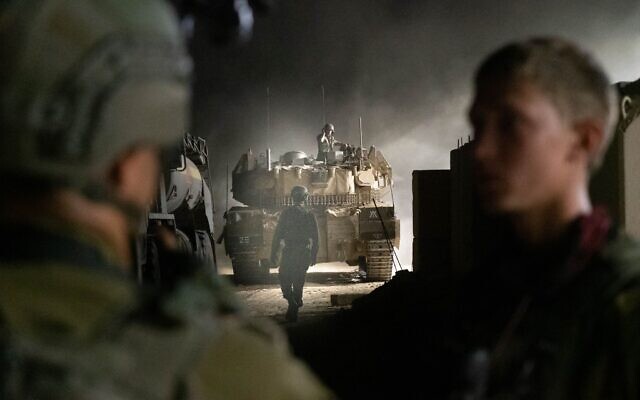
[{"xmin": 220, "ymin": 262, "xmax": 389, "ymax": 324}]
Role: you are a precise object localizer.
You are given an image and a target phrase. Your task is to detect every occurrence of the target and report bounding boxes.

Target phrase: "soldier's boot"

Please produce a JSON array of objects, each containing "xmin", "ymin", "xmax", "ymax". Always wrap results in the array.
[
  {"xmin": 289, "ymin": 304, "xmax": 299, "ymax": 322},
  {"xmin": 292, "ymin": 284, "xmax": 304, "ymax": 308},
  {"xmin": 285, "ymin": 299, "xmax": 299, "ymax": 322},
  {"xmin": 282, "ymin": 289, "xmax": 293, "ymax": 302}
]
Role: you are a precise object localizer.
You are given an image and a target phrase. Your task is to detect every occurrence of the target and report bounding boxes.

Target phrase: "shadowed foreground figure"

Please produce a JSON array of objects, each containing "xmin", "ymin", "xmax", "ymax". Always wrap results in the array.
[
  {"xmin": 0, "ymin": 1, "xmax": 332, "ymax": 399},
  {"xmin": 288, "ymin": 37, "xmax": 640, "ymax": 399},
  {"xmin": 272, "ymin": 186, "xmax": 319, "ymax": 322}
]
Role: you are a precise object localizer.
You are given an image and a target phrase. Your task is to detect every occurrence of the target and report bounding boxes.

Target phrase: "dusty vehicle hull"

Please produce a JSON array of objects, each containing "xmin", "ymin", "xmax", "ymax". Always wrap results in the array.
[
  {"xmin": 137, "ymin": 134, "xmax": 217, "ymax": 285},
  {"xmin": 226, "ymin": 146, "xmax": 399, "ymax": 283}
]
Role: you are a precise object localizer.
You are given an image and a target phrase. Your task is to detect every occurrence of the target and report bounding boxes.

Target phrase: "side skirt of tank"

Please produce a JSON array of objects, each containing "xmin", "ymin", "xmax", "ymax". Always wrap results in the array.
[
  {"xmin": 363, "ymin": 240, "xmax": 393, "ymax": 282},
  {"xmin": 231, "ymin": 252, "xmax": 271, "ymax": 284}
]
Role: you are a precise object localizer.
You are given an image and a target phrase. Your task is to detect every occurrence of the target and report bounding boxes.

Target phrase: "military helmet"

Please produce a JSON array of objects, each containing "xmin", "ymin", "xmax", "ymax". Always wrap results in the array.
[
  {"xmin": 0, "ymin": 0, "xmax": 190, "ymax": 189},
  {"xmin": 323, "ymin": 123, "xmax": 335, "ymax": 133},
  {"xmin": 291, "ymin": 186, "xmax": 309, "ymax": 204}
]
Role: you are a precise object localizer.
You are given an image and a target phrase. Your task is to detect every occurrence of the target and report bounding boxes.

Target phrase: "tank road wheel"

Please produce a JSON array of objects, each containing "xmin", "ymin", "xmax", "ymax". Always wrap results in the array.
[
  {"xmin": 194, "ymin": 230, "xmax": 217, "ymax": 275},
  {"xmin": 175, "ymin": 229, "xmax": 193, "ymax": 254},
  {"xmin": 142, "ymin": 236, "xmax": 161, "ymax": 284},
  {"xmin": 364, "ymin": 240, "xmax": 393, "ymax": 282},
  {"xmin": 231, "ymin": 252, "xmax": 269, "ymax": 284}
]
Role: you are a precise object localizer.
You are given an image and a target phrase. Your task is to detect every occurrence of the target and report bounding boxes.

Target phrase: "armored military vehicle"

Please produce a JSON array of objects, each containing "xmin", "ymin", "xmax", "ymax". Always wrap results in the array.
[
  {"xmin": 137, "ymin": 133, "xmax": 217, "ymax": 284},
  {"xmin": 224, "ymin": 140, "xmax": 400, "ymax": 283}
]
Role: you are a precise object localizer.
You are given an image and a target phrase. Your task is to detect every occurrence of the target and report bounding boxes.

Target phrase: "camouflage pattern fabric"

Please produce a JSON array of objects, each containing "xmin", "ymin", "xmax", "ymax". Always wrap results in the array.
[
  {"xmin": 287, "ymin": 210, "xmax": 640, "ymax": 399},
  {"xmin": 456, "ymin": 210, "xmax": 640, "ymax": 399},
  {"xmin": 0, "ymin": 0, "xmax": 190, "ymax": 189},
  {"xmin": 271, "ymin": 205, "xmax": 319, "ymax": 267},
  {"xmin": 0, "ymin": 222, "xmax": 333, "ymax": 400}
]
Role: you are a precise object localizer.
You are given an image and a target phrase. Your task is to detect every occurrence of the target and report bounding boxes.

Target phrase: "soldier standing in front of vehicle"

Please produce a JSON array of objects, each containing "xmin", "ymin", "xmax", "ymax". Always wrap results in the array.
[
  {"xmin": 0, "ymin": 1, "xmax": 333, "ymax": 399},
  {"xmin": 271, "ymin": 186, "xmax": 319, "ymax": 322}
]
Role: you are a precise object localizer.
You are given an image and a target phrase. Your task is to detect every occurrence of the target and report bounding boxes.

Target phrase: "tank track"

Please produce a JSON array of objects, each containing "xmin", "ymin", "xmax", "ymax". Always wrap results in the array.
[
  {"xmin": 231, "ymin": 252, "xmax": 269, "ymax": 284},
  {"xmin": 364, "ymin": 240, "xmax": 393, "ymax": 281}
]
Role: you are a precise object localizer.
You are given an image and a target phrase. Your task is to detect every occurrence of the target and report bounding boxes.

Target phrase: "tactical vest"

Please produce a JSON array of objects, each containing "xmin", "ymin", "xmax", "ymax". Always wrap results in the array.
[
  {"xmin": 0, "ymin": 225, "xmax": 220, "ymax": 400},
  {"xmin": 278, "ymin": 206, "xmax": 316, "ymax": 247},
  {"xmin": 0, "ymin": 270, "xmax": 220, "ymax": 400}
]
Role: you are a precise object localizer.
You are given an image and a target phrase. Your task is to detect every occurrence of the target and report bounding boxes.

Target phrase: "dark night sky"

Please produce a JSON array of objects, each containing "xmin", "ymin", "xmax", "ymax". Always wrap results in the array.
[{"xmin": 191, "ymin": 0, "xmax": 640, "ymax": 266}]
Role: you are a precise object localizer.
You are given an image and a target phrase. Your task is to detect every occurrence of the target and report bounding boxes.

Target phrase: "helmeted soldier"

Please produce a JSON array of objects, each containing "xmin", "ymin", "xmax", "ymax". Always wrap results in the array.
[
  {"xmin": 316, "ymin": 122, "xmax": 343, "ymax": 162},
  {"xmin": 271, "ymin": 186, "xmax": 319, "ymax": 322},
  {"xmin": 0, "ymin": 1, "xmax": 332, "ymax": 399}
]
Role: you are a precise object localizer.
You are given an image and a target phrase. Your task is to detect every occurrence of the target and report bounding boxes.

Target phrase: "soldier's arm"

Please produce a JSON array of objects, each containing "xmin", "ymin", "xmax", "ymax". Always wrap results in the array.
[
  {"xmin": 309, "ymin": 214, "xmax": 319, "ymax": 265},
  {"xmin": 215, "ymin": 225, "xmax": 225, "ymax": 244},
  {"xmin": 316, "ymin": 133, "xmax": 326, "ymax": 148},
  {"xmin": 270, "ymin": 211, "xmax": 286, "ymax": 264}
]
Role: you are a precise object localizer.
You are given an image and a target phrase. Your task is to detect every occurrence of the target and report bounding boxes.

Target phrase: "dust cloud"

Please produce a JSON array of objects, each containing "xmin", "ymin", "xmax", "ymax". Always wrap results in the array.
[{"xmin": 191, "ymin": 0, "xmax": 640, "ymax": 267}]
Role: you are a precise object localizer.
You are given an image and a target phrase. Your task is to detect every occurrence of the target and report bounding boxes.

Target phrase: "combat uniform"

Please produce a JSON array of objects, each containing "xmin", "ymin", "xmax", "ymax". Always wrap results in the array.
[
  {"xmin": 451, "ymin": 209, "xmax": 640, "ymax": 399},
  {"xmin": 287, "ymin": 209, "xmax": 640, "ymax": 399},
  {"xmin": 0, "ymin": 219, "xmax": 333, "ymax": 400},
  {"xmin": 316, "ymin": 123, "xmax": 343, "ymax": 162},
  {"xmin": 272, "ymin": 205, "xmax": 319, "ymax": 312},
  {"xmin": 316, "ymin": 133, "xmax": 332, "ymax": 161}
]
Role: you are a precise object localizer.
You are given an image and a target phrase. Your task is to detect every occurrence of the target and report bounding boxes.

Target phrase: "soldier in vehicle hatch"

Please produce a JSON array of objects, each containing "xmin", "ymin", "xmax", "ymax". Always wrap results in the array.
[
  {"xmin": 316, "ymin": 123, "xmax": 344, "ymax": 162},
  {"xmin": 271, "ymin": 186, "xmax": 319, "ymax": 322},
  {"xmin": 0, "ymin": 1, "xmax": 333, "ymax": 399},
  {"xmin": 287, "ymin": 37, "xmax": 640, "ymax": 400}
]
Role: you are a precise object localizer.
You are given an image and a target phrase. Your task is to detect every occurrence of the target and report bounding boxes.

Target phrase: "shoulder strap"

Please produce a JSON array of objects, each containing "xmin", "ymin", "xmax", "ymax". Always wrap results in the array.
[{"xmin": 0, "ymin": 279, "xmax": 219, "ymax": 400}]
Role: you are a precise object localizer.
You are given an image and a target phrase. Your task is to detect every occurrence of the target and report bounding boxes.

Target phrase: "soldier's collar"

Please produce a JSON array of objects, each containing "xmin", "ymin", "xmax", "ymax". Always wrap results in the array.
[{"xmin": 0, "ymin": 221, "xmax": 126, "ymax": 276}]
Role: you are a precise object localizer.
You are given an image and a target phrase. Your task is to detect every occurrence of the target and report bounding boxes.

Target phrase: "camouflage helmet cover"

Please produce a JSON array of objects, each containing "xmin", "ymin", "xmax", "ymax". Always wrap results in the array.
[
  {"xmin": 0, "ymin": 0, "xmax": 191, "ymax": 187},
  {"xmin": 291, "ymin": 185, "xmax": 308, "ymax": 204}
]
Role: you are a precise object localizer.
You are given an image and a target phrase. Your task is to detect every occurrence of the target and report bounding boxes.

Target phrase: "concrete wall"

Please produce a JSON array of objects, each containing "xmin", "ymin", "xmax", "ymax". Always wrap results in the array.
[
  {"xmin": 623, "ymin": 118, "xmax": 640, "ymax": 238},
  {"xmin": 591, "ymin": 79, "xmax": 640, "ymax": 239},
  {"xmin": 412, "ymin": 170, "xmax": 451, "ymax": 276}
]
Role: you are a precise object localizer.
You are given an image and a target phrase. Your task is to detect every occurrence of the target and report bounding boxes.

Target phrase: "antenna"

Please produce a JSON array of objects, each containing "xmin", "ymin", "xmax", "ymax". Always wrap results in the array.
[
  {"xmin": 321, "ymin": 85, "xmax": 326, "ymax": 124},
  {"xmin": 359, "ymin": 116, "xmax": 364, "ymax": 149},
  {"xmin": 266, "ymin": 86, "xmax": 271, "ymax": 147},
  {"xmin": 359, "ymin": 116, "xmax": 364, "ymax": 170},
  {"xmin": 225, "ymin": 161, "xmax": 229, "ymax": 214}
]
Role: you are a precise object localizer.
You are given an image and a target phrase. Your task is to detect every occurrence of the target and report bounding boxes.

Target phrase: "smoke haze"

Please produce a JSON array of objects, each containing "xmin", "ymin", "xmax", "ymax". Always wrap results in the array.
[{"xmin": 191, "ymin": 0, "xmax": 640, "ymax": 267}]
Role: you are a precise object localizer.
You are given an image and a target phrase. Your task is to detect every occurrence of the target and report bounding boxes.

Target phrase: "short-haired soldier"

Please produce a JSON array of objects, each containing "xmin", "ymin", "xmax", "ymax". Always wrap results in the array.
[
  {"xmin": 286, "ymin": 37, "xmax": 640, "ymax": 400},
  {"xmin": 462, "ymin": 36, "xmax": 640, "ymax": 399}
]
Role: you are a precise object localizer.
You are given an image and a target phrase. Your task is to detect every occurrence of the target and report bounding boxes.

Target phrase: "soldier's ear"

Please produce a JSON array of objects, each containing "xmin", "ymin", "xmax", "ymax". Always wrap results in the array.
[
  {"xmin": 108, "ymin": 146, "xmax": 161, "ymax": 209},
  {"xmin": 571, "ymin": 118, "xmax": 605, "ymax": 167}
]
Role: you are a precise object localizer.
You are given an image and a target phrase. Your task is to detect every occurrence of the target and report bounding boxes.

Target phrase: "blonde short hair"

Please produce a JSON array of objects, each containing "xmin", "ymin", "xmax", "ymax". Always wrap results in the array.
[{"xmin": 475, "ymin": 37, "xmax": 618, "ymax": 170}]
